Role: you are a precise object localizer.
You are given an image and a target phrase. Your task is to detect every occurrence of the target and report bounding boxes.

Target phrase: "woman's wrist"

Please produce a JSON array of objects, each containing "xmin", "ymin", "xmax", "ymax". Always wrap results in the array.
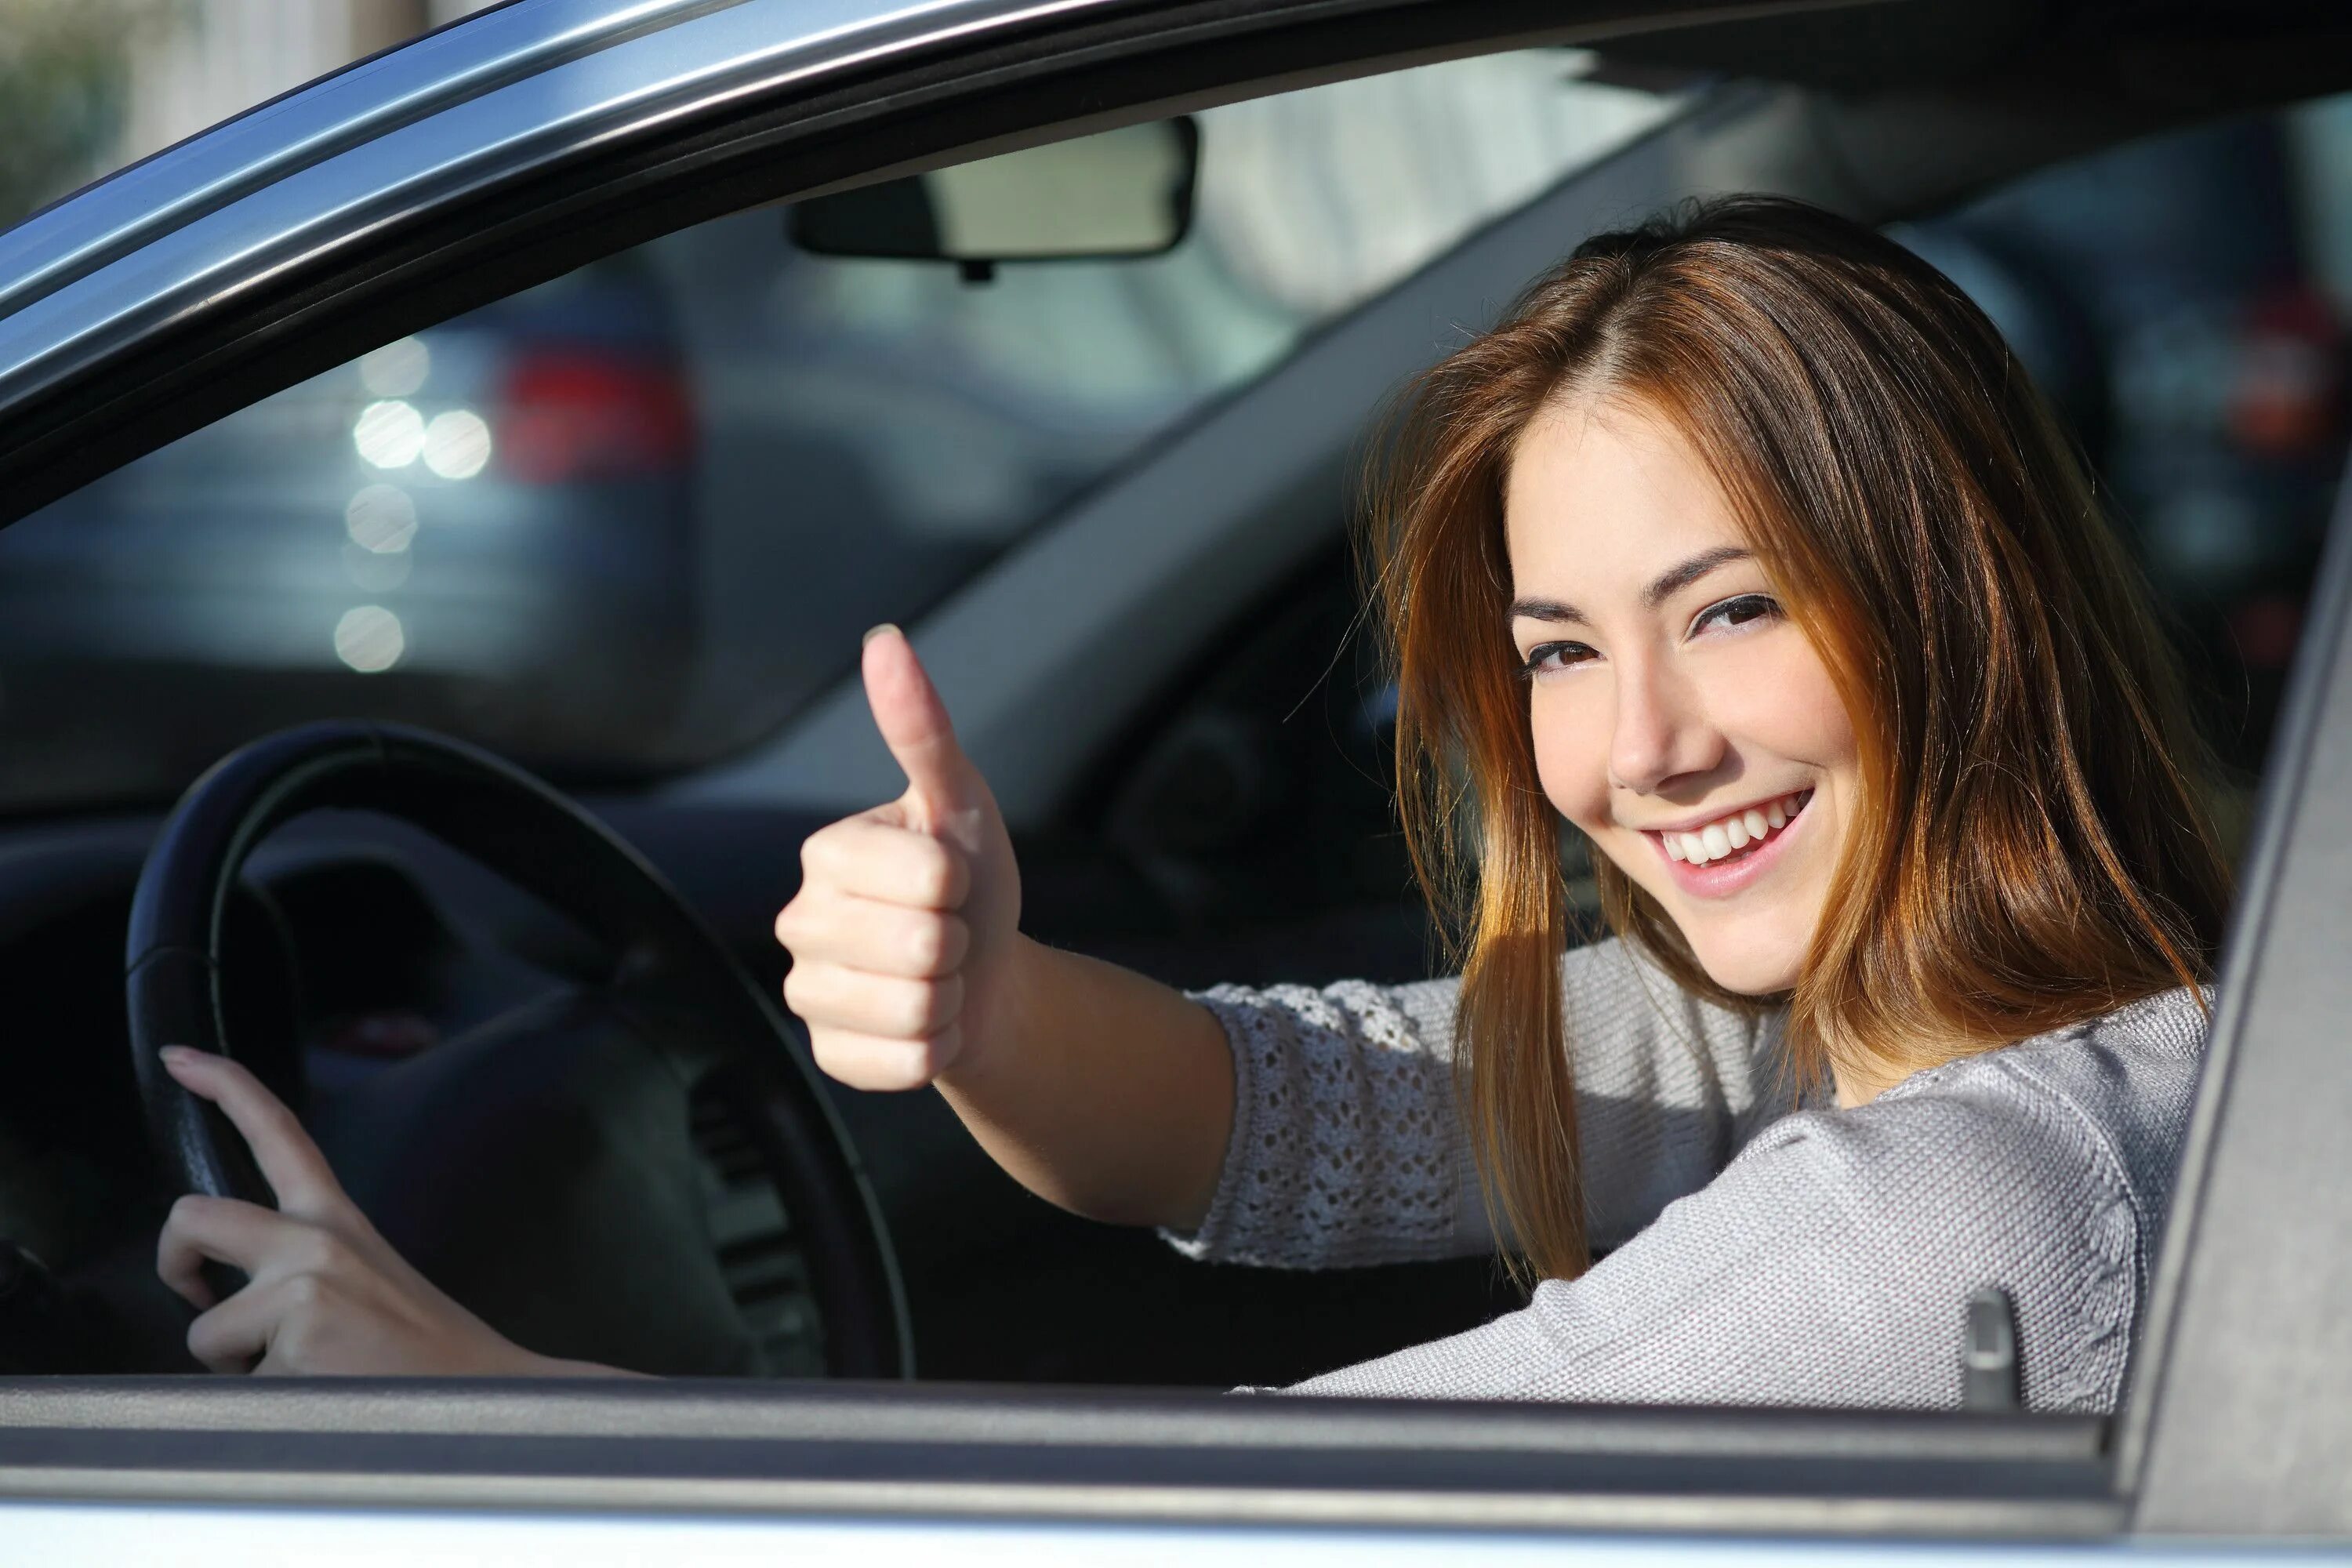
[{"xmin": 937, "ymin": 931, "xmax": 1049, "ymax": 1094}]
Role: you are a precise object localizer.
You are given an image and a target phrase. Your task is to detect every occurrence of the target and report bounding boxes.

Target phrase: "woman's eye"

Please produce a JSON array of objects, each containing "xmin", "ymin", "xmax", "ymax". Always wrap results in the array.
[
  {"xmin": 1690, "ymin": 593, "xmax": 1783, "ymax": 637},
  {"xmin": 1517, "ymin": 641, "xmax": 1598, "ymax": 678}
]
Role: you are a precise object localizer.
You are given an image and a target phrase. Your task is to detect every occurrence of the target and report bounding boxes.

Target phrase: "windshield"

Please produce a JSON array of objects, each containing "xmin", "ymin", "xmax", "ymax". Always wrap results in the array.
[{"xmin": 0, "ymin": 49, "xmax": 1682, "ymax": 814}]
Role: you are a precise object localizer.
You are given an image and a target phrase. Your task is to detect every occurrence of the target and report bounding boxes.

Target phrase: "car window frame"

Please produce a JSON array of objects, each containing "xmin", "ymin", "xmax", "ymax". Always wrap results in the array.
[
  {"xmin": 0, "ymin": 0, "xmax": 1778, "ymax": 526},
  {"xmin": 0, "ymin": 0, "xmax": 2345, "ymax": 1543}
]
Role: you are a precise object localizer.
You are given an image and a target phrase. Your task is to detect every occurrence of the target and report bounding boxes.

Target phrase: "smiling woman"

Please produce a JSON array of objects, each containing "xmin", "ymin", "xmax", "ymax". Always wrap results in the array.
[
  {"xmin": 764, "ymin": 197, "xmax": 2241, "ymax": 1412},
  {"xmin": 1374, "ymin": 197, "xmax": 2233, "ymax": 1288},
  {"xmin": 172, "ymin": 196, "xmax": 2234, "ymax": 1410}
]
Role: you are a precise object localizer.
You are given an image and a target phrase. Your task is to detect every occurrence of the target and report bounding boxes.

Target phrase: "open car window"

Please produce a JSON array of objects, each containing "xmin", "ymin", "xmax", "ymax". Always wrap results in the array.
[{"xmin": 0, "ymin": 49, "xmax": 1679, "ymax": 815}]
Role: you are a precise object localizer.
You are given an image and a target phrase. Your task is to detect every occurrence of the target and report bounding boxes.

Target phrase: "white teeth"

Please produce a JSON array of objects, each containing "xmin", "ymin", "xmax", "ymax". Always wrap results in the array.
[{"xmin": 1661, "ymin": 791, "xmax": 1811, "ymax": 869}]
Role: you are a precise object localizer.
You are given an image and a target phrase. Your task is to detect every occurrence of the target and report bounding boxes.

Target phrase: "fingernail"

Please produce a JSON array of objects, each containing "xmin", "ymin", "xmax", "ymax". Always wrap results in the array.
[
  {"xmin": 159, "ymin": 1045, "xmax": 198, "ymax": 1063},
  {"xmin": 863, "ymin": 623, "xmax": 900, "ymax": 646}
]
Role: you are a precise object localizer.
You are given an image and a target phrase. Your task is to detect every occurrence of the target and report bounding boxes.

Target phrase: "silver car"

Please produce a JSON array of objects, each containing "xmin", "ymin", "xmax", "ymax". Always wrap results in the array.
[{"xmin": 0, "ymin": 0, "xmax": 2343, "ymax": 1558}]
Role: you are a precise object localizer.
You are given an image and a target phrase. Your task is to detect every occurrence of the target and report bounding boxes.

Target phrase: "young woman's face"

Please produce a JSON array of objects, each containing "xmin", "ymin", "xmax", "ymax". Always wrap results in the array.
[{"xmin": 1504, "ymin": 396, "xmax": 1859, "ymax": 996}]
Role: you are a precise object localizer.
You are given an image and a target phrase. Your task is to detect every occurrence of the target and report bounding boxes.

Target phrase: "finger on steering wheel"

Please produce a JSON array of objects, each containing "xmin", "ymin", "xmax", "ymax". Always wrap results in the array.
[
  {"xmin": 155, "ymin": 1192, "xmax": 298, "ymax": 1312},
  {"xmin": 159, "ymin": 1046, "xmax": 347, "ymax": 1220},
  {"xmin": 184, "ymin": 1272, "xmax": 320, "ymax": 1375}
]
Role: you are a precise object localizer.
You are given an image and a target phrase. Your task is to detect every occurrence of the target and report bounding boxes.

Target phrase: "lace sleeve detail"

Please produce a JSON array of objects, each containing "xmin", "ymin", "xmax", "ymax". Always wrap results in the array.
[
  {"xmin": 1164, "ymin": 977, "xmax": 1475, "ymax": 1269},
  {"xmin": 1163, "ymin": 938, "xmax": 1783, "ymax": 1270}
]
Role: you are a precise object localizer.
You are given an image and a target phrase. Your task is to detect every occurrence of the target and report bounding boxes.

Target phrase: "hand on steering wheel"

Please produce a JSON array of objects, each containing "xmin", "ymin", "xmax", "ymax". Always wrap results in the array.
[{"xmin": 154, "ymin": 1046, "xmax": 611, "ymax": 1377}]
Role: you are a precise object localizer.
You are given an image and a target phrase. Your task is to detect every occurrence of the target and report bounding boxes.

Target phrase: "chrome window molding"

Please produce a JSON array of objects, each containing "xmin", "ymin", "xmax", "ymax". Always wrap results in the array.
[{"xmin": 0, "ymin": 0, "xmax": 756, "ymax": 325}]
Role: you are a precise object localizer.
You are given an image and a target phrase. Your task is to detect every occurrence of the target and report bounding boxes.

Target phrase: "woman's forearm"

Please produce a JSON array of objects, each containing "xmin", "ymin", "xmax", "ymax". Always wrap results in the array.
[{"xmin": 935, "ymin": 936, "xmax": 1235, "ymax": 1232}]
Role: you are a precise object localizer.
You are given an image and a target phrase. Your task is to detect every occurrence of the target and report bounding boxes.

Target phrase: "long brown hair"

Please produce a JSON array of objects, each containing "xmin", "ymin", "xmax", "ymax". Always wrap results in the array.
[{"xmin": 1367, "ymin": 195, "xmax": 2233, "ymax": 1283}]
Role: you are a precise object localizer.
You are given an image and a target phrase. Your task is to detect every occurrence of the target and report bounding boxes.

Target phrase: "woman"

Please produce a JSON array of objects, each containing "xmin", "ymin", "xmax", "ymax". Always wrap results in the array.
[{"xmin": 158, "ymin": 196, "xmax": 2230, "ymax": 1407}]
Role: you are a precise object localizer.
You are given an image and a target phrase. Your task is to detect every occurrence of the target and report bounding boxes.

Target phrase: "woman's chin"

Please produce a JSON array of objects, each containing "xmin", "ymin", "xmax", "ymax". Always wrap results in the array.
[{"xmin": 1684, "ymin": 938, "xmax": 1803, "ymax": 998}]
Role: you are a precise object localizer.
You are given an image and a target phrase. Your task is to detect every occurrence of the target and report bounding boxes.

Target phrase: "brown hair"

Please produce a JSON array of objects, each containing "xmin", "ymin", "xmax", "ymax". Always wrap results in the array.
[{"xmin": 1366, "ymin": 195, "xmax": 2233, "ymax": 1283}]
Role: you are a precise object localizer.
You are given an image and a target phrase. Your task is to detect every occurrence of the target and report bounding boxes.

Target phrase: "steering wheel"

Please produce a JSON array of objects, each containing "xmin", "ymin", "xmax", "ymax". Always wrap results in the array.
[{"xmin": 123, "ymin": 720, "xmax": 909, "ymax": 1378}]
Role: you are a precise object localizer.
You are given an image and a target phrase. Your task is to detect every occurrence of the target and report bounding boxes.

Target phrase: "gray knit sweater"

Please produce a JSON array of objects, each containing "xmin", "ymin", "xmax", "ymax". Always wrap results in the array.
[{"xmin": 1167, "ymin": 938, "xmax": 2207, "ymax": 1411}]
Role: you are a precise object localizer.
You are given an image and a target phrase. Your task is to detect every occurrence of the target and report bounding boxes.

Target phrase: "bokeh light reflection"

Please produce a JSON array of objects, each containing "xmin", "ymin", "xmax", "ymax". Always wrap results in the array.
[
  {"xmin": 422, "ymin": 409, "xmax": 492, "ymax": 480},
  {"xmin": 344, "ymin": 485, "xmax": 417, "ymax": 553},
  {"xmin": 354, "ymin": 401, "xmax": 426, "ymax": 469},
  {"xmin": 334, "ymin": 605, "xmax": 405, "ymax": 673}
]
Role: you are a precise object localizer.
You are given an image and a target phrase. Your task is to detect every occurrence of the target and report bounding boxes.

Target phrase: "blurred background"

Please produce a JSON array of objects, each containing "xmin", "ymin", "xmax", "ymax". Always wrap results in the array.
[{"xmin": 0, "ymin": 2, "xmax": 2349, "ymax": 833}]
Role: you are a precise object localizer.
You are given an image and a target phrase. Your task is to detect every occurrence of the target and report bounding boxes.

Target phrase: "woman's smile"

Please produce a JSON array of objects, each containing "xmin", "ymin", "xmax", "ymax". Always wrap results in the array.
[{"xmin": 1642, "ymin": 786, "xmax": 1814, "ymax": 897}]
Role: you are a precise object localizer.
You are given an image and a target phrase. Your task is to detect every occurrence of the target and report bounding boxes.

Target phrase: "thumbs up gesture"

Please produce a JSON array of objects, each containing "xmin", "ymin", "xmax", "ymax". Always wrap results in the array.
[{"xmin": 776, "ymin": 626, "xmax": 1024, "ymax": 1091}]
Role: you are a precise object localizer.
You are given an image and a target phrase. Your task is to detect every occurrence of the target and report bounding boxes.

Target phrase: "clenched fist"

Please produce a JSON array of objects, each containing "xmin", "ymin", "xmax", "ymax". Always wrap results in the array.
[{"xmin": 775, "ymin": 626, "xmax": 1025, "ymax": 1091}]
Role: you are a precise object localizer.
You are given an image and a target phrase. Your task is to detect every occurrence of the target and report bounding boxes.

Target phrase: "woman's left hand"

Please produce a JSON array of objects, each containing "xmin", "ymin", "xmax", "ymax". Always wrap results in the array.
[{"xmin": 153, "ymin": 1045, "xmax": 576, "ymax": 1377}]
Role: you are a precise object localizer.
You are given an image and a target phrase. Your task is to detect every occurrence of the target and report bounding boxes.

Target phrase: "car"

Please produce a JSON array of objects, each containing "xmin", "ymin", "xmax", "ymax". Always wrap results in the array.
[{"xmin": 0, "ymin": 0, "xmax": 2344, "ymax": 1556}]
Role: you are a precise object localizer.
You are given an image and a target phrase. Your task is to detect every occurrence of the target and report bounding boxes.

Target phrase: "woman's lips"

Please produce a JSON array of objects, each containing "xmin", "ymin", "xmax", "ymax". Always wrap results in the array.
[{"xmin": 1644, "ymin": 788, "xmax": 1814, "ymax": 898}]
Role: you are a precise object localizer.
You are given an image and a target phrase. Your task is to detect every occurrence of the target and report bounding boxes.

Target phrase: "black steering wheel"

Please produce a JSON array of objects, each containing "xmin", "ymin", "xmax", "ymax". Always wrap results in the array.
[{"xmin": 123, "ymin": 720, "xmax": 909, "ymax": 1378}]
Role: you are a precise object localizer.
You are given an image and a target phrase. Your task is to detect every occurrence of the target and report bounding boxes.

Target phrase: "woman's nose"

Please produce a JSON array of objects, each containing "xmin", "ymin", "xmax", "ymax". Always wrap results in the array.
[{"xmin": 1607, "ymin": 660, "xmax": 1719, "ymax": 794}]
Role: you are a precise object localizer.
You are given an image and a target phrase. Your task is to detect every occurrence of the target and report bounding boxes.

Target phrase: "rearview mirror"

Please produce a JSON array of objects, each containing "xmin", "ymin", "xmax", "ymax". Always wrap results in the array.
[{"xmin": 790, "ymin": 119, "xmax": 1198, "ymax": 270}]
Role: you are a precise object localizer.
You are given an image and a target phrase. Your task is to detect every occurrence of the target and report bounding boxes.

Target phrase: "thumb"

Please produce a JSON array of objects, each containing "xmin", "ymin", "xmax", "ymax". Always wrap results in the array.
[{"xmin": 862, "ymin": 625, "xmax": 982, "ymax": 834}]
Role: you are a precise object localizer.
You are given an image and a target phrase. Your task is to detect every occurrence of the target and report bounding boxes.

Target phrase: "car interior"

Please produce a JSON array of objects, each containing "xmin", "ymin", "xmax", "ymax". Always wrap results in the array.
[{"xmin": 0, "ymin": 0, "xmax": 2347, "ymax": 1410}]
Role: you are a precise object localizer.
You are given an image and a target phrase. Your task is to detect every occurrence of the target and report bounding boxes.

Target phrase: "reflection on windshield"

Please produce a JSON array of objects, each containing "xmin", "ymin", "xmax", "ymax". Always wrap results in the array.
[{"xmin": 0, "ymin": 51, "xmax": 1679, "ymax": 811}]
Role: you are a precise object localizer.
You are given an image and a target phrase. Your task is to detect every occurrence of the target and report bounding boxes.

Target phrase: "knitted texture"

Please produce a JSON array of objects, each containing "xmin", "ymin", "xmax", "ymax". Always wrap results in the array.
[{"xmin": 1167, "ymin": 938, "xmax": 2207, "ymax": 1412}]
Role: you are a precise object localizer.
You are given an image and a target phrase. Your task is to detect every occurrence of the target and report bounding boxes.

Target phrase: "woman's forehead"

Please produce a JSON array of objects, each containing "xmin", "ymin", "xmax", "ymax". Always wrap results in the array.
[{"xmin": 1504, "ymin": 398, "xmax": 1749, "ymax": 597}]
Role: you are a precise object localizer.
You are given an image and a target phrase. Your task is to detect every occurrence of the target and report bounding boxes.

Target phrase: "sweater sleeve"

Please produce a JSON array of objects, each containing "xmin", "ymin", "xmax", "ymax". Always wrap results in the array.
[
  {"xmin": 1273, "ymin": 1059, "xmax": 2143, "ymax": 1413},
  {"xmin": 1163, "ymin": 938, "xmax": 1784, "ymax": 1269}
]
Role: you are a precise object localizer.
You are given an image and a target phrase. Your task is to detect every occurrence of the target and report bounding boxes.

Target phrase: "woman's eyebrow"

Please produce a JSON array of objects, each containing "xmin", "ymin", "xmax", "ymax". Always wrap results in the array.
[
  {"xmin": 1642, "ymin": 546, "xmax": 1751, "ymax": 608},
  {"xmin": 1507, "ymin": 596, "xmax": 1584, "ymax": 626},
  {"xmin": 1506, "ymin": 547, "xmax": 1755, "ymax": 627}
]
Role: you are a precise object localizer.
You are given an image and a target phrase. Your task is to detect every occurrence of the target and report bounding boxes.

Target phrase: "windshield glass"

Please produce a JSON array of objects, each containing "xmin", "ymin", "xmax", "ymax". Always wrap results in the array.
[{"xmin": 0, "ymin": 49, "xmax": 1682, "ymax": 813}]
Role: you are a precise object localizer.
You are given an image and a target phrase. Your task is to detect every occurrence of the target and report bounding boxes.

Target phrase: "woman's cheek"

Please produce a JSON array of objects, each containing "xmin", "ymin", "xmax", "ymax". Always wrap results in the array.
[{"xmin": 1529, "ymin": 686, "xmax": 1613, "ymax": 838}]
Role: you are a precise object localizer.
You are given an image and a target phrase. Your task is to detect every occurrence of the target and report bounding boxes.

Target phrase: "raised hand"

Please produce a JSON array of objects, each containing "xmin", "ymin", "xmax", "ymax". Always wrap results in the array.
[
  {"xmin": 776, "ymin": 626, "xmax": 1024, "ymax": 1091},
  {"xmin": 154, "ymin": 1047, "xmax": 598, "ymax": 1377}
]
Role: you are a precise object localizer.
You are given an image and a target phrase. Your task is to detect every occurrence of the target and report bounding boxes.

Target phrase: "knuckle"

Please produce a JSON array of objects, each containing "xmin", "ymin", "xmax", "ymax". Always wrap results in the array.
[
  {"xmin": 297, "ymin": 1229, "xmax": 348, "ymax": 1276},
  {"xmin": 780, "ymin": 964, "xmax": 823, "ymax": 1018},
  {"xmin": 928, "ymin": 973, "xmax": 967, "ymax": 1030},
  {"xmin": 915, "ymin": 842, "xmax": 965, "ymax": 906},
  {"xmin": 886, "ymin": 982, "xmax": 932, "ymax": 1037},
  {"xmin": 904, "ymin": 915, "xmax": 949, "ymax": 975},
  {"xmin": 275, "ymin": 1319, "xmax": 318, "ymax": 1367},
  {"xmin": 935, "ymin": 913, "xmax": 971, "ymax": 972},
  {"xmin": 815, "ymin": 1032, "xmax": 937, "ymax": 1091},
  {"xmin": 799, "ymin": 823, "xmax": 841, "ymax": 869}
]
